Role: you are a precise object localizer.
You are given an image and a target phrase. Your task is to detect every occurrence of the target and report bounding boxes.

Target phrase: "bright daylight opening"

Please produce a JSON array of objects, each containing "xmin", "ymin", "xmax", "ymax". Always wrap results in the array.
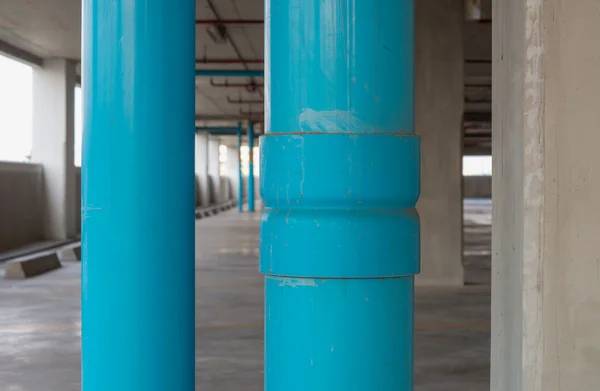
[{"xmin": 0, "ymin": 55, "xmax": 33, "ymax": 162}]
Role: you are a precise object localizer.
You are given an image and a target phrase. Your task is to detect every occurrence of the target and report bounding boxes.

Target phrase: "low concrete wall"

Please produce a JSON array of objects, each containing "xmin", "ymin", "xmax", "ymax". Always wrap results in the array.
[
  {"xmin": 195, "ymin": 175, "xmax": 201, "ymax": 207},
  {"xmin": 241, "ymin": 176, "xmax": 260, "ymax": 200},
  {"xmin": 207, "ymin": 175, "xmax": 218, "ymax": 204},
  {"xmin": 463, "ymin": 175, "xmax": 492, "ymax": 198},
  {"xmin": 0, "ymin": 164, "xmax": 231, "ymax": 254},
  {"xmin": 195, "ymin": 175, "xmax": 234, "ymax": 206},
  {"xmin": 219, "ymin": 177, "xmax": 231, "ymax": 203},
  {"xmin": 75, "ymin": 167, "xmax": 81, "ymax": 234},
  {"xmin": 0, "ymin": 162, "xmax": 45, "ymax": 252}
]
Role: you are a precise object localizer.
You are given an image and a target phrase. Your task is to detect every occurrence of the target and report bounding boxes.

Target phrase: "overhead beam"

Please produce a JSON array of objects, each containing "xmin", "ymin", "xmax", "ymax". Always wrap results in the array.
[
  {"xmin": 196, "ymin": 58, "xmax": 263, "ymax": 65},
  {"xmin": 227, "ymin": 97, "xmax": 264, "ymax": 105},
  {"xmin": 195, "ymin": 69, "xmax": 264, "ymax": 77},
  {"xmin": 0, "ymin": 39, "xmax": 43, "ymax": 68},
  {"xmin": 195, "ymin": 114, "xmax": 263, "ymax": 121},
  {"xmin": 463, "ymin": 146, "xmax": 491, "ymax": 156},
  {"xmin": 195, "ymin": 128, "xmax": 260, "ymax": 138},
  {"xmin": 210, "ymin": 79, "xmax": 264, "ymax": 90},
  {"xmin": 466, "ymin": 18, "xmax": 491, "ymax": 24},
  {"xmin": 196, "ymin": 19, "xmax": 263, "ymax": 25}
]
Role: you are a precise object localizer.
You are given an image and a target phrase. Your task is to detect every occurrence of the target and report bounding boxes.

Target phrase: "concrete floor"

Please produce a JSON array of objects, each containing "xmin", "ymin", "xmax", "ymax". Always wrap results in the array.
[{"xmin": 0, "ymin": 200, "xmax": 491, "ymax": 390}]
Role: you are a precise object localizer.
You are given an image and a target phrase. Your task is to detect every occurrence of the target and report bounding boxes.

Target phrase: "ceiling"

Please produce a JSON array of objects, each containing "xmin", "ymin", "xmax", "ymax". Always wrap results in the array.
[
  {"xmin": 194, "ymin": 0, "xmax": 265, "ymax": 127},
  {"xmin": 0, "ymin": 0, "xmax": 266, "ymax": 131},
  {"xmin": 0, "ymin": 0, "xmax": 491, "ymax": 151},
  {"xmin": 464, "ymin": 3, "xmax": 492, "ymax": 155},
  {"xmin": 0, "ymin": 0, "xmax": 80, "ymax": 59}
]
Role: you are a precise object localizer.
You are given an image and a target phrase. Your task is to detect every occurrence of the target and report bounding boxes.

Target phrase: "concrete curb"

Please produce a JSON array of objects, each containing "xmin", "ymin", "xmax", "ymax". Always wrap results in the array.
[
  {"xmin": 57, "ymin": 246, "xmax": 81, "ymax": 262},
  {"xmin": 4, "ymin": 253, "xmax": 62, "ymax": 279},
  {"xmin": 195, "ymin": 199, "xmax": 236, "ymax": 220}
]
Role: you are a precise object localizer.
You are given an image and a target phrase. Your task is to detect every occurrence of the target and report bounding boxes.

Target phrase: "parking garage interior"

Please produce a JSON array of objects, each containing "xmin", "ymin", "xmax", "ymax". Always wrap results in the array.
[{"xmin": 2, "ymin": 0, "xmax": 599, "ymax": 390}]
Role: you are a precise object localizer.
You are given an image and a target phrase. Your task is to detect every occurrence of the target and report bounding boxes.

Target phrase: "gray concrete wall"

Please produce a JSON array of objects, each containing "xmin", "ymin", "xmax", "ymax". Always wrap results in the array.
[
  {"xmin": 481, "ymin": 0, "xmax": 491, "ymax": 17},
  {"xmin": 195, "ymin": 132, "xmax": 210, "ymax": 207},
  {"xmin": 226, "ymin": 148, "xmax": 240, "ymax": 203},
  {"xmin": 491, "ymin": 0, "xmax": 525, "ymax": 387},
  {"xmin": 0, "ymin": 162, "xmax": 44, "ymax": 252},
  {"xmin": 465, "ymin": 0, "xmax": 492, "ymax": 81},
  {"xmin": 32, "ymin": 59, "xmax": 78, "ymax": 240},
  {"xmin": 465, "ymin": 20, "xmax": 491, "ymax": 65},
  {"xmin": 195, "ymin": 175, "xmax": 234, "ymax": 207},
  {"xmin": 219, "ymin": 177, "xmax": 231, "ymax": 203},
  {"xmin": 415, "ymin": 0, "xmax": 464, "ymax": 286},
  {"xmin": 0, "ymin": 162, "xmax": 229, "ymax": 254},
  {"xmin": 194, "ymin": 175, "xmax": 201, "ymax": 207},
  {"xmin": 492, "ymin": 0, "xmax": 600, "ymax": 389},
  {"xmin": 75, "ymin": 167, "xmax": 81, "ymax": 234},
  {"xmin": 194, "ymin": 172, "xmax": 235, "ymax": 207},
  {"xmin": 463, "ymin": 175, "xmax": 491, "ymax": 198},
  {"xmin": 241, "ymin": 177, "xmax": 260, "ymax": 200},
  {"xmin": 207, "ymin": 175, "xmax": 217, "ymax": 204},
  {"xmin": 208, "ymin": 136, "xmax": 220, "ymax": 203}
]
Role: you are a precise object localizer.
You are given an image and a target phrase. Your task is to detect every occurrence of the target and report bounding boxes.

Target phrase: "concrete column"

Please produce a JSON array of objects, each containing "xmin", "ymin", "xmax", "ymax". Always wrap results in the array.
[
  {"xmin": 235, "ymin": 130, "xmax": 244, "ymax": 211},
  {"xmin": 492, "ymin": 1, "xmax": 600, "ymax": 390},
  {"xmin": 465, "ymin": 0, "xmax": 481, "ymax": 19},
  {"xmin": 415, "ymin": 0, "xmax": 464, "ymax": 286},
  {"xmin": 195, "ymin": 132, "xmax": 209, "ymax": 207},
  {"xmin": 31, "ymin": 59, "xmax": 77, "ymax": 240},
  {"xmin": 81, "ymin": 0, "xmax": 195, "ymax": 389},
  {"xmin": 263, "ymin": 0, "xmax": 419, "ymax": 389},
  {"xmin": 226, "ymin": 143, "xmax": 241, "ymax": 208},
  {"xmin": 208, "ymin": 135, "xmax": 220, "ymax": 204}
]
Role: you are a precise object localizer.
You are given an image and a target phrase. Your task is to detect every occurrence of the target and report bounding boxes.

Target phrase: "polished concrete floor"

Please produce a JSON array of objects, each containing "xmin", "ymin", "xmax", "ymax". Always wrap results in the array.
[{"xmin": 0, "ymin": 200, "xmax": 491, "ymax": 390}]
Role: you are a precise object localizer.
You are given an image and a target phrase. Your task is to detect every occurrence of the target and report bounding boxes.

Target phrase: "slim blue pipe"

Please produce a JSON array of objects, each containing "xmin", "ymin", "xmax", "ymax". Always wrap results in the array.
[
  {"xmin": 81, "ymin": 1, "xmax": 195, "ymax": 390},
  {"xmin": 261, "ymin": 1, "xmax": 419, "ymax": 390},
  {"xmin": 237, "ymin": 123, "xmax": 244, "ymax": 212},
  {"xmin": 195, "ymin": 69, "xmax": 264, "ymax": 77},
  {"xmin": 247, "ymin": 122, "xmax": 255, "ymax": 212}
]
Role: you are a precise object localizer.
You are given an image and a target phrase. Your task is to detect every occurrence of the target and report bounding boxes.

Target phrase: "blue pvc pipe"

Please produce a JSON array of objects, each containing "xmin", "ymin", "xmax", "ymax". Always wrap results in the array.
[
  {"xmin": 81, "ymin": 1, "xmax": 195, "ymax": 390},
  {"xmin": 247, "ymin": 122, "xmax": 255, "ymax": 212},
  {"xmin": 195, "ymin": 69, "xmax": 264, "ymax": 77},
  {"xmin": 261, "ymin": 1, "xmax": 419, "ymax": 390},
  {"xmin": 237, "ymin": 123, "xmax": 244, "ymax": 212}
]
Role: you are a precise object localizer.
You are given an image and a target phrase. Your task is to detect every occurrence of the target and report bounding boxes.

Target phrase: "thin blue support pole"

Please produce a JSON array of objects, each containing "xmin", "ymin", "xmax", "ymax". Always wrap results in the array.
[
  {"xmin": 237, "ymin": 123, "xmax": 244, "ymax": 212},
  {"xmin": 82, "ymin": 0, "xmax": 195, "ymax": 390},
  {"xmin": 247, "ymin": 122, "xmax": 255, "ymax": 212},
  {"xmin": 195, "ymin": 69, "xmax": 264, "ymax": 77},
  {"xmin": 261, "ymin": 1, "xmax": 419, "ymax": 390}
]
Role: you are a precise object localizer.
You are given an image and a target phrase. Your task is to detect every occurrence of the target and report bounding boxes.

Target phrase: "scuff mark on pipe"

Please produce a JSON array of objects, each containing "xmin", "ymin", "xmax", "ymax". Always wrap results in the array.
[{"xmin": 278, "ymin": 278, "xmax": 318, "ymax": 288}]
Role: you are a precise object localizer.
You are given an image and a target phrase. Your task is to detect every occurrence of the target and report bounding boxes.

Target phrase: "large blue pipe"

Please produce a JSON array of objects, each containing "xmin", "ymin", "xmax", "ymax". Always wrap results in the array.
[
  {"xmin": 261, "ymin": 1, "xmax": 419, "ymax": 390},
  {"xmin": 237, "ymin": 124, "xmax": 244, "ymax": 212},
  {"xmin": 195, "ymin": 69, "xmax": 264, "ymax": 77},
  {"xmin": 247, "ymin": 122, "xmax": 255, "ymax": 212},
  {"xmin": 81, "ymin": 1, "xmax": 195, "ymax": 390}
]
